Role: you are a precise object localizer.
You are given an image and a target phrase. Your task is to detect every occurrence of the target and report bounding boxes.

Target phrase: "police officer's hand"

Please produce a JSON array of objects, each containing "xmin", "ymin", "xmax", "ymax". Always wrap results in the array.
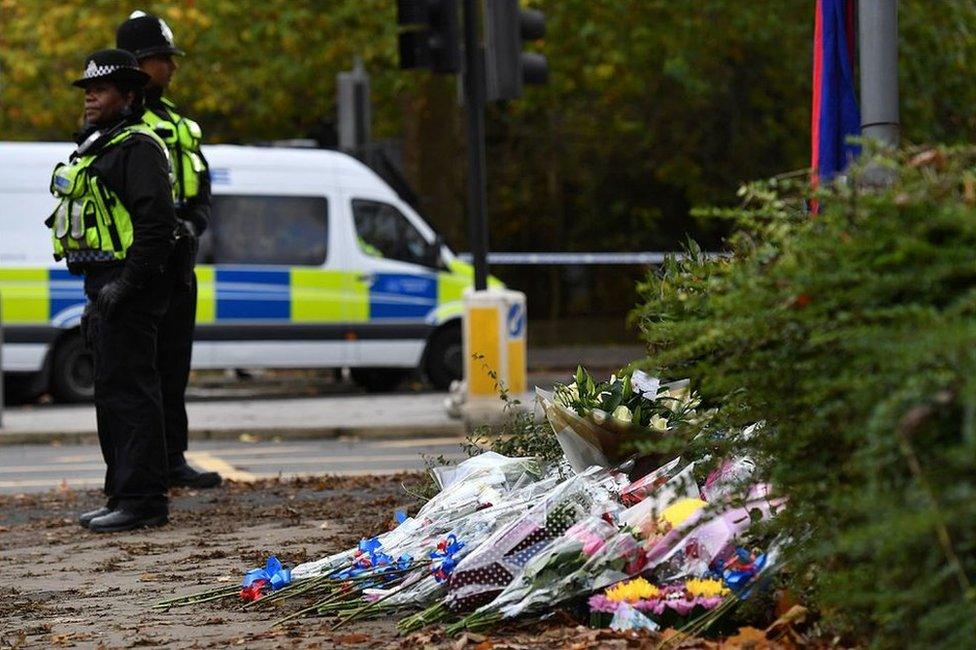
[{"xmin": 95, "ymin": 279, "xmax": 137, "ymax": 319}]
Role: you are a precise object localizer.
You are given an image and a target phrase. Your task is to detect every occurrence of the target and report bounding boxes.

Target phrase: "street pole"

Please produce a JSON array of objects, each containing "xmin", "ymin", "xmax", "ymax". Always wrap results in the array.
[
  {"xmin": 859, "ymin": 0, "xmax": 899, "ymax": 147},
  {"xmin": 462, "ymin": 0, "xmax": 489, "ymax": 291},
  {"xmin": 337, "ymin": 57, "xmax": 371, "ymax": 152}
]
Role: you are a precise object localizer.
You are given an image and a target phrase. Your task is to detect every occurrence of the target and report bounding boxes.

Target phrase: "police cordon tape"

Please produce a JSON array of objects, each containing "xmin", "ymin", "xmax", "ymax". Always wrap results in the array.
[{"xmin": 456, "ymin": 252, "xmax": 725, "ymax": 265}]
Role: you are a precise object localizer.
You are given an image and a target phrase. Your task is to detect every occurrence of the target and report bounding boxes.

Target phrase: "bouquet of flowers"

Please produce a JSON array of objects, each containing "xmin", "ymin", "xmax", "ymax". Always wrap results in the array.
[
  {"xmin": 362, "ymin": 474, "xmax": 567, "ymax": 616},
  {"xmin": 590, "ymin": 575, "xmax": 729, "ymax": 615},
  {"xmin": 448, "ymin": 512, "xmax": 647, "ymax": 632},
  {"xmin": 588, "ymin": 576, "xmax": 730, "ymax": 628},
  {"xmin": 292, "ymin": 452, "xmax": 541, "ymax": 581},
  {"xmin": 444, "ymin": 466, "xmax": 623, "ymax": 612},
  {"xmin": 538, "ymin": 368, "xmax": 699, "ymax": 472},
  {"xmin": 397, "ymin": 467, "xmax": 623, "ymax": 632},
  {"xmin": 646, "ymin": 483, "xmax": 784, "ymax": 583}
]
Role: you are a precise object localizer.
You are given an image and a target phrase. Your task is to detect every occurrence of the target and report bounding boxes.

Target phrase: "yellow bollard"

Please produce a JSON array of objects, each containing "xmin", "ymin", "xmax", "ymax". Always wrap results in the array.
[{"xmin": 463, "ymin": 289, "xmax": 527, "ymax": 400}]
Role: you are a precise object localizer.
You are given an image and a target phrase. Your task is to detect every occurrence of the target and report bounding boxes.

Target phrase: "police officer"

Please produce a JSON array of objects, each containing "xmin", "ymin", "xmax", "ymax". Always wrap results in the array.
[
  {"xmin": 52, "ymin": 50, "xmax": 176, "ymax": 532},
  {"xmin": 117, "ymin": 11, "xmax": 220, "ymax": 489}
]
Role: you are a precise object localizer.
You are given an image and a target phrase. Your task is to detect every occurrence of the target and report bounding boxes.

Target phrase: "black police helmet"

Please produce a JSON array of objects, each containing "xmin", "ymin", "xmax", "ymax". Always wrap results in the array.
[
  {"xmin": 72, "ymin": 49, "xmax": 151, "ymax": 89},
  {"xmin": 116, "ymin": 10, "xmax": 185, "ymax": 59}
]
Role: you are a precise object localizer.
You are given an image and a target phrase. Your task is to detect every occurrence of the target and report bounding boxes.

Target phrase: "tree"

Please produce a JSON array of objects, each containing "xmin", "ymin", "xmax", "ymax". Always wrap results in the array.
[{"xmin": 3, "ymin": 0, "xmax": 976, "ymax": 319}]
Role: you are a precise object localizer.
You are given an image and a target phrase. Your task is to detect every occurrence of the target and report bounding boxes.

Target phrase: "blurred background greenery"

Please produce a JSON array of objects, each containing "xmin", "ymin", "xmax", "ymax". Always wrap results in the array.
[{"xmin": 3, "ymin": 0, "xmax": 976, "ymax": 338}]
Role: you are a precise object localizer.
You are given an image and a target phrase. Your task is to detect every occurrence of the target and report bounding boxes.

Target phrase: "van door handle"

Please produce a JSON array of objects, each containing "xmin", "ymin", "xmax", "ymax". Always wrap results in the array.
[{"xmin": 357, "ymin": 273, "xmax": 375, "ymax": 284}]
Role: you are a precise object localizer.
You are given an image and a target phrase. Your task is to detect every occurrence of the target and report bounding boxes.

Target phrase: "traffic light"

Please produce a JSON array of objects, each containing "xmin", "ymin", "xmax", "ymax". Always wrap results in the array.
[
  {"xmin": 397, "ymin": 0, "xmax": 462, "ymax": 74},
  {"xmin": 485, "ymin": 0, "xmax": 548, "ymax": 101}
]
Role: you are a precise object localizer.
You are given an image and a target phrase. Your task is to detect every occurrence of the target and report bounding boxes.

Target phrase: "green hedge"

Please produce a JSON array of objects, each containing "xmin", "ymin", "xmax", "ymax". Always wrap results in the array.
[{"xmin": 631, "ymin": 148, "xmax": 976, "ymax": 648}]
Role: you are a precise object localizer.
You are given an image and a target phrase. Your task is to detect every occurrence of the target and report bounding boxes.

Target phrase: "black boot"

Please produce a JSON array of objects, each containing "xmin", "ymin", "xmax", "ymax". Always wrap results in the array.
[
  {"xmin": 78, "ymin": 506, "xmax": 113, "ymax": 527},
  {"xmin": 88, "ymin": 508, "xmax": 168, "ymax": 533},
  {"xmin": 169, "ymin": 462, "xmax": 221, "ymax": 489}
]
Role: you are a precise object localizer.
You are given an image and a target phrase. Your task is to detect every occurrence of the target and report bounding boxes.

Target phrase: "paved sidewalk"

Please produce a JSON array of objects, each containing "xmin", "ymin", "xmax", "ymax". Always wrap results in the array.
[{"xmin": 0, "ymin": 393, "xmax": 474, "ymax": 444}]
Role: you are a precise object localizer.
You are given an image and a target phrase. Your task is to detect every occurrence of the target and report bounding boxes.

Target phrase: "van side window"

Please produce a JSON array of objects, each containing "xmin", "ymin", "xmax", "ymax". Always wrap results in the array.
[
  {"xmin": 352, "ymin": 199, "xmax": 431, "ymax": 267},
  {"xmin": 204, "ymin": 195, "xmax": 328, "ymax": 265}
]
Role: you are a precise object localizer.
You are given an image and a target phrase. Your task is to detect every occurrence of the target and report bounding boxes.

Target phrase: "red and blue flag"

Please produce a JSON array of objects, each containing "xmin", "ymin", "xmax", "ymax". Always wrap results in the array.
[{"xmin": 811, "ymin": 0, "xmax": 860, "ymax": 183}]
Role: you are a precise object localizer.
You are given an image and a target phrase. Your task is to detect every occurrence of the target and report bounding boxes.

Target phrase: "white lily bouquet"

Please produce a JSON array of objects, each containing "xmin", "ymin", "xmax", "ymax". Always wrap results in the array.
[{"xmin": 538, "ymin": 367, "xmax": 700, "ymax": 472}]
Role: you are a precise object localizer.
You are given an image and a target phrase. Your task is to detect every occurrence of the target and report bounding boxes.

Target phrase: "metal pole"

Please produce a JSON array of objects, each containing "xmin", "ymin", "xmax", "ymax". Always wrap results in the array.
[
  {"xmin": 859, "ymin": 0, "xmax": 899, "ymax": 147},
  {"xmin": 463, "ymin": 0, "xmax": 489, "ymax": 291},
  {"xmin": 337, "ymin": 57, "xmax": 371, "ymax": 152}
]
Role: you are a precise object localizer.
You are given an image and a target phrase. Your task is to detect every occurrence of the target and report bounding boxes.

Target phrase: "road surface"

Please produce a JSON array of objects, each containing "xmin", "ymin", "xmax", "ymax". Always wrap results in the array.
[{"xmin": 0, "ymin": 436, "xmax": 467, "ymax": 494}]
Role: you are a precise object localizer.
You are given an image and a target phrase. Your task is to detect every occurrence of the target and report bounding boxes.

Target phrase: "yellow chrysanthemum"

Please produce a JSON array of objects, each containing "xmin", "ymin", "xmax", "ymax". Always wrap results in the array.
[
  {"xmin": 604, "ymin": 577, "xmax": 661, "ymax": 603},
  {"xmin": 659, "ymin": 498, "xmax": 708, "ymax": 528},
  {"xmin": 685, "ymin": 578, "xmax": 730, "ymax": 598}
]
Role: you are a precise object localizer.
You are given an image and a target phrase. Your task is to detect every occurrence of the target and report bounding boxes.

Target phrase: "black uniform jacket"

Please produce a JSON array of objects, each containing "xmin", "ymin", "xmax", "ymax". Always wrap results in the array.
[{"xmin": 76, "ymin": 113, "xmax": 177, "ymax": 290}]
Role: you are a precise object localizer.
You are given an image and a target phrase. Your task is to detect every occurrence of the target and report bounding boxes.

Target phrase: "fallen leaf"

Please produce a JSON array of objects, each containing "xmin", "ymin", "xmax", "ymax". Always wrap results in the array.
[
  {"xmin": 335, "ymin": 632, "xmax": 370, "ymax": 644},
  {"xmin": 766, "ymin": 605, "xmax": 808, "ymax": 635},
  {"xmin": 765, "ymin": 605, "xmax": 810, "ymax": 647},
  {"xmin": 723, "ymin": 626, "xmax": 771, "ymax": 649}
]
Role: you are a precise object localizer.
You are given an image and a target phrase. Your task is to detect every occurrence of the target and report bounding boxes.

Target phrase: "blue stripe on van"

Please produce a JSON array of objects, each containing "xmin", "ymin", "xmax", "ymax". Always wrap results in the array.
[
  {"xmin": 369, "ymin": 273, "xmax": 437, "ymax": 319},
  {"xmin": 216, "ymin": 269, "xmax": 290, "ymax": 320},
  {"xmin": 48, "ymin": 268, "xmax": 86, "ymax": 319},
  {"xmin": 209, "ymin": 168, "xmax": 230, "ymax": 185}
]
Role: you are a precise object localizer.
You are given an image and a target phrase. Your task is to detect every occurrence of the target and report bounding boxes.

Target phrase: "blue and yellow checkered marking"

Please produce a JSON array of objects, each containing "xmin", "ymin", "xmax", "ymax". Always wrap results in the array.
[
  {"xmin": 0, "ymin": 264, "xmax": 475, "ymax": 327},
  {"xmin": 369, "ymin": 273, "xmax": 437, "ymax": 319},
  {"xmin": 215, "ymin": 268, "xmax": 291, "ymax": 320},
  {"xmin": 49, "ymin": 268, "xmax": 85, "ymax": 320}
]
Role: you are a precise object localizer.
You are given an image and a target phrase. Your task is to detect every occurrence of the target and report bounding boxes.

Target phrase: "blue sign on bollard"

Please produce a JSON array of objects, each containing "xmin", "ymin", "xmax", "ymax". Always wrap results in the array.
[{"xmin": 507, "ymin": 302, "xmax": 525, "ymax": 338}]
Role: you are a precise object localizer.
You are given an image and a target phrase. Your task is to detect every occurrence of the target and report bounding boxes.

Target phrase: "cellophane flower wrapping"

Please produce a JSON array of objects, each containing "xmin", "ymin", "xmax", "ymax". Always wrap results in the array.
[
  {"xmin": 445, "ymin": 466, "xmax": 624, "ymax": 612},
  {"xmin": 471, "ymin": 455, "xmax": 775, "ymax": 623},
  {"xmin": 646, "ymin": 482, "xmax": 784, "ymax": 583},
  {"xmin": 619, "ymin": 456, "xmax": 685, "ymax": 506},
  {"xmin": 376, "ymin": 475, "xmax": 565, "ymax": 609},
  {"xmin": 292, "ymin": 452, "xmax": 542, "ymax": 580},
  {"xmin": 485, "ymin": 516, "xmax": 645, "ymax": 619}
]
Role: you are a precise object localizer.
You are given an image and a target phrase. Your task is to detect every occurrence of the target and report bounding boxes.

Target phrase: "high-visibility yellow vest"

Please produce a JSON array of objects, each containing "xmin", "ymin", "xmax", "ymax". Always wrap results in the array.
[
  {"xmin": 141, "ymin": 98, "xmax": 205, "ymax": 206},
  {"xmin": 47, "ymin": 124, "xmax": 169, "ymax": 264}
]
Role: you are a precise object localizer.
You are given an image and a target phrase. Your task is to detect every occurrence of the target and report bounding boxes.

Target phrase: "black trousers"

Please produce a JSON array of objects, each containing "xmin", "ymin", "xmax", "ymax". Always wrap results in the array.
[
  {"xmin": 158, "ymin": 271, "xmax": 196, "ymax": 468},
  {"xmin": 85, "ymin": 267, "xmax": 172, "ymax": 512}
]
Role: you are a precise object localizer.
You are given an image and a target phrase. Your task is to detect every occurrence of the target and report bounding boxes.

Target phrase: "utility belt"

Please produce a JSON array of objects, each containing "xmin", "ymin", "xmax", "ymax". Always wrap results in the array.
[{"xmin": 170, "ymin": 218, "xmax": 199, "ymax": 290}]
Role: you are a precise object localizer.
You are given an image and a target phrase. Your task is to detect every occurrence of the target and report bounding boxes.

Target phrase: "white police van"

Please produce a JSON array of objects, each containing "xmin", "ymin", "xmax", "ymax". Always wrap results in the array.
[{"xmin": 0, "ymin": 143, "xmax": 484, "ymax": 401}]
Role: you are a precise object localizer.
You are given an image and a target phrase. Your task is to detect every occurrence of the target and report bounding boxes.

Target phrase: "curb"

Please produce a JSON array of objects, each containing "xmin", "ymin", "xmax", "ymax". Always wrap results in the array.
[{"xmin": 0, "ymin": 422, "xmax": 468, "ymax": 446}]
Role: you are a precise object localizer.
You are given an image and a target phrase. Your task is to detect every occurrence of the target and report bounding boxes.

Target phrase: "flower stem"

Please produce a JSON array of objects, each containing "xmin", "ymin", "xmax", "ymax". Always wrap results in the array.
[
  {"xmin": 152, "ymin": 585, "xmax": 239, "ymax": 609},
  {"xmin": 397, "ymin": 601, "xmax": 448, "ymax": 634}
]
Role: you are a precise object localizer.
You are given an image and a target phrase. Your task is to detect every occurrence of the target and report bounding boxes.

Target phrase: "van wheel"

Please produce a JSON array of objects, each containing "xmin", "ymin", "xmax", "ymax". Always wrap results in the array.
[
  {"xmin": 51, "ymin": 333, "xmax": 95, "ymax": 403},
  {"xmin": 350, "ymin": 368, "xmax": 408, "ymax": 393},
  {"xmin": 425, "ymin": 325, "xmax": 462, "ymax": 391}
]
